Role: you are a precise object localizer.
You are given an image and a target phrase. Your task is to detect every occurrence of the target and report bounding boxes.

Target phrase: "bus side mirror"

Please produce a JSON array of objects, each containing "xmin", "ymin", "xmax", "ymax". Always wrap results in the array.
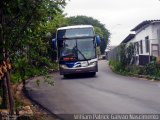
[
  {"xmin": 52, "ymin": 38, "xmax": 57, "ymax": 50},
  {"xmin": 96, "ymin": 35, "xmax": 101, "ymax": 46}
]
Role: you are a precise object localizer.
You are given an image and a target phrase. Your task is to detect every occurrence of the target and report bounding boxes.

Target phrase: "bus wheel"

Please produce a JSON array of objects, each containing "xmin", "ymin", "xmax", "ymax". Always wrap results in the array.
[
  {"xmin": 64, "ymin": 74, "xmax": 69, "ymax": 78},
  {"xmin": 90, "ymin": 72, "xmax": 96, "ymax": 77}
]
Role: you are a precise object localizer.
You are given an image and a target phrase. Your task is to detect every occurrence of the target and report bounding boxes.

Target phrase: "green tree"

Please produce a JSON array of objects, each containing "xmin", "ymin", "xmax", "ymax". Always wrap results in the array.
[{"xmin": 0, "ymin": 0, "xmax": 67, "ymax": 113}]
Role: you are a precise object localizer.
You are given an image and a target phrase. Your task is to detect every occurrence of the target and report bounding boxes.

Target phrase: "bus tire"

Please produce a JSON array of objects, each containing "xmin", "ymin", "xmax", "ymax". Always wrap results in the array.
[
  {"xmin": 90, "ymin": 72, "xmax": 96, "ymax": 77},
  {"xmin": 64, "ymin": 74, "xmax": 69, "ymax": 78}
]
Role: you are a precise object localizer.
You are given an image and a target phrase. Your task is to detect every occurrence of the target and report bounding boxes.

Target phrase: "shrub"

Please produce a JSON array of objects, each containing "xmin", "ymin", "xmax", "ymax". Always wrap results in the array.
[
  {"xmin": 144, "ymin": 62, "xmax": 160, "ymax": 76},
  {"xmin": 109, "ymin": 60, "xmax": 123, "ymax": 72}
]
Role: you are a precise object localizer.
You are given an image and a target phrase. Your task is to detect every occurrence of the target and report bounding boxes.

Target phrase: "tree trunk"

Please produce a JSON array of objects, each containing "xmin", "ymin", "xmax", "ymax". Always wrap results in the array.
[
  {"xmin": 0, "ymin": 2, "xmax": 8, "ymax": 109},
  {"xmin": 2, "ymin": 77, "xmax": 8, "ymax": 108},
  {"xmin": 5, "ymin": 71, "xmax": 14, "ymax": 115},
  {"xmin": 0, "ymin": 2, "xmax": 14, "ymax": 115}
]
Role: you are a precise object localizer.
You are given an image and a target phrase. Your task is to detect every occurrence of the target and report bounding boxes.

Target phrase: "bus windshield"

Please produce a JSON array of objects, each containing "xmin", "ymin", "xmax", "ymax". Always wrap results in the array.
[
  {"xmin": 57, "ymin": 28, "xmax": 94, "ymax": 39},
  {"xmin": 60, "ymin": 38, "xmax": 96, "ymax": 61}
]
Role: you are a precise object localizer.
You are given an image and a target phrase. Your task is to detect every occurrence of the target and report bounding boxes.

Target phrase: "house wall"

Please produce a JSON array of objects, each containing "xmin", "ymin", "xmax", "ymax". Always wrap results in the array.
[
  {"xmin": 151, "ymin": 23, "xmax": 160, "ymax": 57},
  {"xmin": 129, "ymin": 22, "xmax": 160, "ymax": 57},
  {"xmin": 134, "ymin": 25, "xmax": 152, "ymax": 56},
  {"xmin": 152, "ymin": 22, "xmax": 160, "ymax": 44},
  {"xmin": 126, "ymin": 22, "xmax": 160, "ymax": 65}
]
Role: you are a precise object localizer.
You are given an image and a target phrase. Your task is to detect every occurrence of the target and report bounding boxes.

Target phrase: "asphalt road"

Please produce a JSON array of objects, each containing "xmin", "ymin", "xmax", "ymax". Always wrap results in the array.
[{"xmin": 25, "ymin": 60, "xmax": 160, "ymax": 115}]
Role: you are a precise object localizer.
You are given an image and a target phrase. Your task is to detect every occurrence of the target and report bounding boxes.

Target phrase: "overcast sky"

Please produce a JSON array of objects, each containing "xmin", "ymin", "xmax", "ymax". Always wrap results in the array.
[{"xmin": 64, "ymin": 0, "xmax": 160, "ymax": 46}]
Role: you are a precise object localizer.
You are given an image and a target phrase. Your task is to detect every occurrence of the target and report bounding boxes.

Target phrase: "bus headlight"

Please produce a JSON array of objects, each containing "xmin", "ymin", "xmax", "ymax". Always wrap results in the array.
[
  {"xmin": 60, "ymin": 65, "xmax": 67, "ymax": 69},
  {"xmin": 89, "ymin": 61, "xmax": 96, "ymax": 66}
]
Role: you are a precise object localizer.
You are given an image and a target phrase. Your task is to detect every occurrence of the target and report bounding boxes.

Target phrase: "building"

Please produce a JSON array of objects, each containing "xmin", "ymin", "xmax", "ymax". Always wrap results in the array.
[{"xmin": 121, "ymin": 20, "xmax": 160, "ymax": 65}]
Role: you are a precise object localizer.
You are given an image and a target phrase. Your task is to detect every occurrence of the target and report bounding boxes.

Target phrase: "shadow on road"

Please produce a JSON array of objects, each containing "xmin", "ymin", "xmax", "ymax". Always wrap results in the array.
[{"xmin": 61, "ymin": 73, "xmax": 97, "ymax": 80}]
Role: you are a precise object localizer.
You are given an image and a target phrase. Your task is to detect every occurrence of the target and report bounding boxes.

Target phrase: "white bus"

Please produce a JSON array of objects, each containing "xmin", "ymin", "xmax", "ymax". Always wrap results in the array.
[{"xmin": 53, "ymin": 25, "xmax": 100, "ymax": 77}]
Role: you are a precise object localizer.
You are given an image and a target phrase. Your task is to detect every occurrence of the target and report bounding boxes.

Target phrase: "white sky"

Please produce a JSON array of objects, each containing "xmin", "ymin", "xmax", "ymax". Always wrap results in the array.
[{"xmin": 64, "ymin": 0, "xmax": 160, "ymax": 46}]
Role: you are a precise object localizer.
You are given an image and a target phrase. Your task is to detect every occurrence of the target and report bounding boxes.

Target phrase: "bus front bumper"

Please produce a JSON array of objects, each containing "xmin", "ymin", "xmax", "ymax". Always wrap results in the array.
[{"xmin": 59, "ymin": 63, "xmax": 98, "ymax": 75}]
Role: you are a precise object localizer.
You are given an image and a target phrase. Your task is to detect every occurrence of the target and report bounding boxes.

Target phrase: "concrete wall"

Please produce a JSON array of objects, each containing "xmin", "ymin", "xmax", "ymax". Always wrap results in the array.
[{"xmin": 129, "ymin": 22, "xmax": 160, "ymax": 57}]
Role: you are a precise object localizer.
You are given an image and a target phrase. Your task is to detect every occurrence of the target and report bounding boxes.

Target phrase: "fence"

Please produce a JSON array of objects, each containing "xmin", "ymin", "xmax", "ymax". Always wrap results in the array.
[
  {"xmin": 107, "ymin": 38, "xmax": 160, "ymax": 66},
  {"xmin": 107, "ymin": 46, "xmax": 120, "ymax": 62}
]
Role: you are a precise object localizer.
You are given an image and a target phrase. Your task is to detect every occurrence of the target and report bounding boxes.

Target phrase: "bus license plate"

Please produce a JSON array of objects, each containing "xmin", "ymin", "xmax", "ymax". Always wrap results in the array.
[{"xmin": 81, "ymin": 61, "xmax": 88, "ymax": 67}]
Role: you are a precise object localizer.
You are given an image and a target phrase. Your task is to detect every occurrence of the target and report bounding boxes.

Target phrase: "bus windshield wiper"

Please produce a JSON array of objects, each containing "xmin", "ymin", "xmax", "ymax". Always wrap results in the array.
[{"xmin": 74, "ymin": 47, "xmax": 89, "ymax": 65}]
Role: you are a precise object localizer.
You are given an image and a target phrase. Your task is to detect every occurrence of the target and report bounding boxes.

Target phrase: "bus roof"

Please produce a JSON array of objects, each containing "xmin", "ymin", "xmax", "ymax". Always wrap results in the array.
[{"xmin": 57, "ymin": 25, "xmax": 93, "ymax": 30}]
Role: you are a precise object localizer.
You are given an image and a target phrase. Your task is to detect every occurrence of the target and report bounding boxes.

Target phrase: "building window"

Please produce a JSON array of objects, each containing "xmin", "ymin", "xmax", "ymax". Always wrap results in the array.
[
  {"xmin": 140, "ymin": 40, "xmax": 143, "ymax": 54},
  {"xmin": 134, "ymin": 42, "xmax": 139, "ymax": 54},
  {"xmin": 145, "ymin": 36, "xmax": 149, "ymax": 53}
]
